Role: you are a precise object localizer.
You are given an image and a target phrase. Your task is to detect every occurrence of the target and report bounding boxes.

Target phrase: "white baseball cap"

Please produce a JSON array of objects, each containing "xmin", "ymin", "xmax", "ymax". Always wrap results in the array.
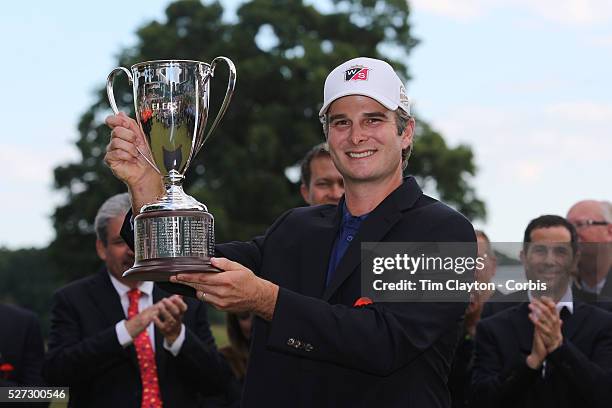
[{"xmin": 319, "ymin": 57, "xmax": 411, "ymax": 117}]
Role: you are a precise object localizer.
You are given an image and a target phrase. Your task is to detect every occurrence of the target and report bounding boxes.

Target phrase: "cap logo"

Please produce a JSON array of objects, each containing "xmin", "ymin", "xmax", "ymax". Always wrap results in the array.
[
  {"xmin": 399, "ymin": 85, "xmax": 410, "ymax": 106},
  {"xmin": 344, "ymin": 65, "xmax": 370, "ymax": 81}
]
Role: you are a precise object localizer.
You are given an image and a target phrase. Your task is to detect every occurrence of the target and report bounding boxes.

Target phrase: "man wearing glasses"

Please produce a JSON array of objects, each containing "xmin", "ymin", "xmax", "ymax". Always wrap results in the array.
[{"xmin": 566, "ymin": 200, "xmax": 612, "ymax": 298}]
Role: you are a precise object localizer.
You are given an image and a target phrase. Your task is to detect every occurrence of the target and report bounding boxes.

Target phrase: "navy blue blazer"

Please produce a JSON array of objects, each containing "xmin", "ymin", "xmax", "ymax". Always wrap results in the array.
[{"xmin": 216, "ymin": 177, "xmax": 476, "ymax": 407}]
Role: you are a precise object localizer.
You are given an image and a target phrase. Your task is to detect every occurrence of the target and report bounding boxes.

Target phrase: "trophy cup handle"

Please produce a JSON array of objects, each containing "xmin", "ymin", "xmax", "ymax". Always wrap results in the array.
[
  {"xmin": 196, "ymin": 57, "xmax": 237, "ymax": 154},
  {"xmin": 106, "ymin": 67, "xmax": 160, "ymax": 174},
  {"xmin": 106, "ymin": 67, "xmax": 133, "ymax": 115}
]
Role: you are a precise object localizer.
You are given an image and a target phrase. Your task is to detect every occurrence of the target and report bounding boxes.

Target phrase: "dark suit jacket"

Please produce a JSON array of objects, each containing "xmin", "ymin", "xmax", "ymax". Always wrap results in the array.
[
  {"xmin": 600, "ymin": 272, "xmax": 612, "ymax": 298},
  {"xmin": 482, "ymin": 287, "xmax": 612, "ymax": 319},
  {"xmin": 43, "ymin": 268, "xmax": 233, "ymax": 408},
  {"xmin": 0, "ymin": 304, "xmax": 45, "ymax": 387},
  {"xmin": 481, "ymin": 289, "xmax": 527, "ymax": 319},
  {"xmin": 215, "ymin": 177, "xmax": 475, "ymax": 407},
  {"xmin": 472, "ymin": 301, "xmax": 612, "ymax": 408},
  {"xmin": 448, "ymin": 329, "xmax": 474, "ymax": 408}
]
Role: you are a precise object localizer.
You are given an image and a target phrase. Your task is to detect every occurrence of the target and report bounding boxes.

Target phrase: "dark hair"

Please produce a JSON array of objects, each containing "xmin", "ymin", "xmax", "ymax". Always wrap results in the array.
[
  {"xmin": 523, "ymin": 215, "xmax": 579, "ymax": 255},
  {"xmin": 395, "ymin": 108, "xmax": 413, "ymax": 170},
  {"xmin": 300, "ymin": 143, "xmax": 331, "ymax": 186}
]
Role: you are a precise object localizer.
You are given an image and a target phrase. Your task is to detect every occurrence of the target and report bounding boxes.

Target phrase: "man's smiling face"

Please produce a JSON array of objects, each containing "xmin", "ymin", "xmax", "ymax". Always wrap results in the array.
[
  {"xmin": 326, "ymin": 95, "xmax": 412, "ymax": 184},
  {"xmin": 522, "ymin": 226, "xmax": 576, "ymax": 298}
]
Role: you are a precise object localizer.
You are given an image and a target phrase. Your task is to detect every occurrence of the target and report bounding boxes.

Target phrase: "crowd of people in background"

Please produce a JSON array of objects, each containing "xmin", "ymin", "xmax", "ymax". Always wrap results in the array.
[
  {"xmin": 1, "ymin": 55, "xmax": 611, "ymax": 407},
  {"xmin": 2, "ymin": 139, "xmax": 610, "ymax": 407}
]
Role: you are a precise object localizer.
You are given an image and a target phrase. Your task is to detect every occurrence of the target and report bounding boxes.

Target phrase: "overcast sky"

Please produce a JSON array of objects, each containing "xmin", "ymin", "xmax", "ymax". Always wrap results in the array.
[{"xmin": 1, "ymin": 0, "xmax": 610, "ymax": 248}]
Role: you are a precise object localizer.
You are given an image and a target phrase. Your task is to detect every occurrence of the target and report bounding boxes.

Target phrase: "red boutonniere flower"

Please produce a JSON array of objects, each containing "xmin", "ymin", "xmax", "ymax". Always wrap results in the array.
[
  {"xmin": 353, "ymin": 297, "xmax": 373, "ymax": 307},
  {"xmin": 0, "ymin": 363, "xmax": 14, "ymax": 379}
]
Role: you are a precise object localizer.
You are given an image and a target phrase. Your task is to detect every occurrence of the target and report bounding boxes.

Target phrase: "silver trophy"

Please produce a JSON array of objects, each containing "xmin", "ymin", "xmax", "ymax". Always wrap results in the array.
[{"xmin": 106, "ymin": 58, "xmax": 236, "ymax": 281}]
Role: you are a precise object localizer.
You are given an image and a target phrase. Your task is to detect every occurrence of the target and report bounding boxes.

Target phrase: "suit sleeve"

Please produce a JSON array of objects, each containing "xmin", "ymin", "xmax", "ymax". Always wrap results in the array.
[
  {"xmin": 470, "ymin": 319, "xmax": 540, "ymax": 407},
  {"xmin": 216, "ymin": 209, "xmax": 294, "ymax": 275},
  {"xmin": 170, "ymin": 300, "xmax": 236, "ymax": 397},
  {"xmin": 546, "ymin": 317, "xmax": 612, "ymax": 407},
  {"xmin": 43, "ymin": 290, "xmax": 129, "ymax": 386},
  {"xmin": 121, "ymin": 209, "xmax": 135, "ymax": 250},
  {"xmin": 266, "ymin": 211, "xmax": 474, "ymax": 376},
  {"xmin": 267, "ymin": 289, "xmax": 466, "ymax": 376}
]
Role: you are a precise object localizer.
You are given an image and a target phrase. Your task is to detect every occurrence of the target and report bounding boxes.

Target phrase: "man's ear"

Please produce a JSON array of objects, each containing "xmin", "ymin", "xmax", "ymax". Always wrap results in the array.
[
  {"xmin": 96, "ymin": 239, "xmax": 107, "ymax": 262},
  {"xmin": 519, "ymin": 249, "xmax": 526, "ymax": 266},
  {"xmin": 400, "ymin": 117, "xmax": 415, "ymax": 150},
  {"xmin": 300, "ymin": 183, "xmax": 311, "ymax": 205}
]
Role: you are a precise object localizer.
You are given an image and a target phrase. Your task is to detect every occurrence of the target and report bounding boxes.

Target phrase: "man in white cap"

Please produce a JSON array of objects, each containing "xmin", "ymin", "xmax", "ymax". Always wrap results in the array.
[{"xmin": 105, "ymin": 57, "xmax": 476, "ymax": 407}]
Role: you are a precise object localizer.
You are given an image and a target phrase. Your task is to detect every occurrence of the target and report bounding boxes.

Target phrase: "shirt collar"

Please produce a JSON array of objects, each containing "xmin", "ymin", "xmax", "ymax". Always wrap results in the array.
[
  {"xmin": 528, "ymin": 285, "xmax": 573, "ymax": 314},
  {"xmin": 579, "ymin": 276, "xmax": 607, "ymax": 295},
  {"xmin": 341, "ymin": 202, "xmax": 369, "ymax": 226},
  {"xmin": 108, "ymin": 271, "xmax": 154, "ymax": 298}
]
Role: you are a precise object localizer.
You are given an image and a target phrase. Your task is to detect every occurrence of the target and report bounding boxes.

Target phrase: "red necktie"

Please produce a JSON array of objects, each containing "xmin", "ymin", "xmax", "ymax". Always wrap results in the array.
[{"xmin": 127, "ymin": 289, "xmax": 163, "ymax": 408}]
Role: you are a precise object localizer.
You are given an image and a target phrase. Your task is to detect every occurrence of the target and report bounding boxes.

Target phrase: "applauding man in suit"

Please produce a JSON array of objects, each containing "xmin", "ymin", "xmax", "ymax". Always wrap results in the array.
[
  {"xmin": 472, "ymin": 215, "xmax": 612, "ymax": 408},
  {"xmin": 43, "ymin": 193, "xmax": 233, "ymax": 408}
]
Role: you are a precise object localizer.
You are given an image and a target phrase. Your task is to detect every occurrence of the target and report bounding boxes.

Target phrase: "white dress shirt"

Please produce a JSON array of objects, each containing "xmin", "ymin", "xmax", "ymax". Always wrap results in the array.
[{"xmin": 108, "ymin": 273, "xmax": 186, "ymax": 356}]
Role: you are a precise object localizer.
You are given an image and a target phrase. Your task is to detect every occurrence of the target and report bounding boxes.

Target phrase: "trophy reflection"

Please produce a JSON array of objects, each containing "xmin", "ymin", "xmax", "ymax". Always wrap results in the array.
[{"xmin": 106, "ymin": 58, "xmax": 236, "ymax": 281}]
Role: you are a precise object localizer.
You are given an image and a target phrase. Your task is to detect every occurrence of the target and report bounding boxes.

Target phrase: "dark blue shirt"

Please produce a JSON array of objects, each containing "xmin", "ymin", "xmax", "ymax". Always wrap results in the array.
[{"xmin": 325, "ymin": 202, "xmax": 369, "ymax": 287}]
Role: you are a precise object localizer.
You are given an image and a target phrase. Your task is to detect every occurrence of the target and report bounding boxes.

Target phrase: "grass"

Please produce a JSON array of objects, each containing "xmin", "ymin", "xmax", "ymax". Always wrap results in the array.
[{"xmin": 211, "ymin": 323, "xmax": 229, "ymax": 348}]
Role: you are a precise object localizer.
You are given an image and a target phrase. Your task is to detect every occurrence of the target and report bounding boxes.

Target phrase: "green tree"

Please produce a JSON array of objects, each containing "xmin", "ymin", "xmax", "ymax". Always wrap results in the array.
[
  {"xmin": 0, "ymin": 247, "xmax": 62, "ymax": 335},
  {"xmin": 50, "ymin": 0, "xmax": 485, "ymax": 281}
]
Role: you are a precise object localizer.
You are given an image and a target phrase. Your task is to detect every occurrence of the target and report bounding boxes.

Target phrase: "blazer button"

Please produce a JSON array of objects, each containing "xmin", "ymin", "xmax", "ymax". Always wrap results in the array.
[
  {"xmin": 295, "ymin": 340, "xmax": 302, "ymax": 348},
  {"xmin": 305, "ymin": 344, "xmax": 314, "ymax": 352},
  {"xmin": 287, "ymin": 338, "xmax": 295, "ymax": 346}
]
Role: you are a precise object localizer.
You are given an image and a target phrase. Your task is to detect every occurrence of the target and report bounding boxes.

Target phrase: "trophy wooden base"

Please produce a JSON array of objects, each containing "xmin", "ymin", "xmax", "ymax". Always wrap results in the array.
[
  {"xmin": 123, "ymin": 257, "xmax": 221, "ymax": 281},
  {"xmin": 123, "ymin": 258, "xmax": 221, "ymax": 298}
]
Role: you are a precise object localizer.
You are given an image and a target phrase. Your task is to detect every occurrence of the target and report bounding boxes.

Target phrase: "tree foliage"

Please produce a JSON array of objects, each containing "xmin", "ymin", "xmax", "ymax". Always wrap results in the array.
[
  {"xmin": 50, "ymin": 0, "xmax": 485, "ymax": 281},
  {"xmin": 0, "ymin": 248, "xmax": 62, "ymax": 335}
]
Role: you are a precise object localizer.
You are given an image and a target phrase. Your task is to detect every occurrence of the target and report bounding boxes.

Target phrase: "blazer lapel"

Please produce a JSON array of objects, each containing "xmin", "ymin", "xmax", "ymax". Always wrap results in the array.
[
  {"xmin": 509, "ymin": 303, "xmax": 534, "ymax": 355},
  {"xmin": 561, "ymin": 301, "xmax": 587, "ymax": 341},
  {"xmin": 88, "ymin": 268, "xmax": 129, "ymax": 328},
  {"xmin": 300, "ymin": 205, "xmax": 340, "ymax": 298},
  {"xmin": 322, "ymin": 177, "xmax": 422, "ymax": 301},
  {"xmin": 88, "ymin": 268, "xmax": 138, "ymax": 366}
]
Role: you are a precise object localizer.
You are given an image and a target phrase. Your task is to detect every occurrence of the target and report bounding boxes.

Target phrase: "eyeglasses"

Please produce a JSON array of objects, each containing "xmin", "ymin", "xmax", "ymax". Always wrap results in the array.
[{"xmin": 572, "ymin": 220, "xmax": 609, "ymax": 228}]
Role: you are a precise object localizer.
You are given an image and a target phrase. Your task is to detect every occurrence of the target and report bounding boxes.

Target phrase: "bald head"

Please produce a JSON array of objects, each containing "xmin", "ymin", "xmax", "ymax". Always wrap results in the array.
[{"xmin": 568, "ymin": 200, "xmax": 611, "ymax": 220}]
